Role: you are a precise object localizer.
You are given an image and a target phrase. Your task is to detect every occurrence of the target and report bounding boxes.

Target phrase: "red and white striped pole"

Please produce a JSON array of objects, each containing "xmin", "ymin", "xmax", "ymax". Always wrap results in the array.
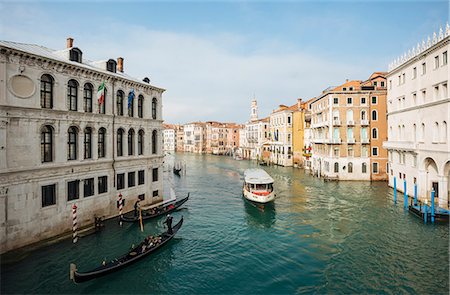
[
  {"xmin": 118, "ymin": 193, "xmax": 123, "ymax": 226},
  {"xmin": 72, "ymin": 204, "xmax": 78, "ymax": 243}
]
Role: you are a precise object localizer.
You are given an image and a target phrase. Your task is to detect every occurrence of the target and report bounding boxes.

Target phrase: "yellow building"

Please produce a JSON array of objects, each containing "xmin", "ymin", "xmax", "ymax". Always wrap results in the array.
[{"xmin": 292, "ymin": 99, "xmax": 307, "ymax": 167}]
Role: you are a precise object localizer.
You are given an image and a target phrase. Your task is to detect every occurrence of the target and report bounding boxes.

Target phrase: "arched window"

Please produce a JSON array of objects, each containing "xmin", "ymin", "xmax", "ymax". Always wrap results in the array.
[
  {"xmin": 420, "ymin": 123, "xmax": 425, "ymax": 142},
  {"xmin": 152, "ymin": 130, "xmax": 157, "ymax": 154},
  {"xmin": 69, "ymin": 48, "xmax": 82, "ymax": 63},
  {"xmin": 433, "ymin": 122, "xmax": 439, "ymax": 142},
  {"xmin": 152, "ymin": 97, "xmax": 157, "ymax": 119},
  {"xmin": 372, "ymin": 128, "xmax": 378, "ymax": 139},
  {"xmin": 41, "ymin": 125, "xmax": 53, "ymax": 162},
  {"xmin": 84, "ymin": 83, "xmax": 93, "ymax": 112},
  {"xmin": 348, "ymin": 162, "xmax": 353, "ymax": 173},
  {"xmin": 346, "ymin": 109, "xmax": 353, "ymax": 122},
  {"xmin": 334, "ymin": 162, "xmax": 339, "ymax": 173},
  {"xmin": 99, "ymin": 87, "xmax": 106, "ymax": 114},
  {"xmin": 98, "ymin": 128, "xmax": 106, "ymax": 158},
  {"xmin": 117, "ymin": 129, "xmax": 124, "ymax": 156},
  {"xmin": 67, "ymin": 79, "xmax": 78, "ymax": 111},
  {"xmin": 443, "ymin": 121, "xmax": 448, "ymax": 142},
  {"xmin": 84, "ymin": 127, "xmax": 92, "ymax": 159},
  {"xmin": 117, "ymin": 90, "xmax": 124, "ymax": 116},
  {"xmin": 107, "ymin": 59, "xmax": 117, "ymax": 73},
  {"xmin": 413, "ymin": 124, "xmax": 417, "ymax": 142},
  {"xmin": 138, "ymin": 95, "xmax": 144, "ymax": 118},
  {"xmin": 68, "ymin": 126, "xmax": 78, "ymax": 160},
  {"xmin": 371, "ymin": 110, "xmax": 378, "ymax": 121},
  {"xmin": 398, "ymin": 125, "xmax": 402, "ymax": 140},
  {"xmin": 41, "ymin": 74, "xmax": 54, "ymax": 109},
  {"xmin": 128, "ymin": 92, "xmax": 134, "ymax": 117},
  {"xmin": 138, "ymin": 129, "xmax": 144, "ymax": 155},
  {"xmin": 361, "ymin": 110, "xmax": 367, "ymax": 120},
  {"xmin": 362, "ymin": 163, "xmax": 367, "ymax": 173},
  {"xmin": 128, "ymin": 129, "xmax": 135, "ymax": 156}
]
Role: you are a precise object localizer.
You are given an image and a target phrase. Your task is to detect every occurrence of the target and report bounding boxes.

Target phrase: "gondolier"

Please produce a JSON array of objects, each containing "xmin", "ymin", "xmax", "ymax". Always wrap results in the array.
[
  {"xmin": 134, "ymin": 200, "xmax": 140, "ymax": 217},
  {"xmin": 164, "ymin": 214, "xmax": 173, "ymax": 234}
]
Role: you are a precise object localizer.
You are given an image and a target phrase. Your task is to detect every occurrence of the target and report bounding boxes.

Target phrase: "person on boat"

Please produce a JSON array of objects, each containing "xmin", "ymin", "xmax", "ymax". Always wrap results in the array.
[
  {"xmin": 134, "ymin": 200, "xmax": 141, "ymax": 217},
  {"xmin": 164, "ymin": 214, "xmax": 173, "ymax": 234}
]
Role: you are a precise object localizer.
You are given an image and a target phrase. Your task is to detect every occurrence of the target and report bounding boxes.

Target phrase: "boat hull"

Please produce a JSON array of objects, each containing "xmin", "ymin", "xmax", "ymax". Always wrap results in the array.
[{"xmin": 243, "ymin": 189, "xmax": 275, "ymax": 204}]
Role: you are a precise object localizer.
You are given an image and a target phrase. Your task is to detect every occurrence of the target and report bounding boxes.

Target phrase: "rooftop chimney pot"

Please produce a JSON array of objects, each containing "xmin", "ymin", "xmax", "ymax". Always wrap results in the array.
[
  {"xmin": 67, "ymin": 37, "xmax": 74, "ymax": 49},
  {"xmin": 117, "ymin": 57, "xmax": 124, "ymax": 73}
]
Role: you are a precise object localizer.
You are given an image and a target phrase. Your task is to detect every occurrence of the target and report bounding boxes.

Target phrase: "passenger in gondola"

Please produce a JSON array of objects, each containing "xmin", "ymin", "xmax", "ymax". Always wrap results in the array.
[
  {"xmin": 134, "ymin": 200, "xmax": 141, "ymax": 217},
  {"xmin": 164, "ymin": 214, "xmax": 173, "ymax": 234}
]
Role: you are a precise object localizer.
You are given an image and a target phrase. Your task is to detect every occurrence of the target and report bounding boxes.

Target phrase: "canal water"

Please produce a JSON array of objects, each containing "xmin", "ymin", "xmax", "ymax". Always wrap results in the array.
[{"xmin": 1, "ymin": 153, "xmax": 449, "ymax": 294}]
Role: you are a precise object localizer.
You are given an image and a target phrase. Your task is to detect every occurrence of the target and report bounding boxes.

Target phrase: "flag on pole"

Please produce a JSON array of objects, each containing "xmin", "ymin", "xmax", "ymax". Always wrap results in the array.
[
  {"xmin": 128, "ymin": 88, "xmax": 135, "ymax": 109},
  {"xmin": 97, "ymin": 82, "xmax": 105, "ymax": 105}
]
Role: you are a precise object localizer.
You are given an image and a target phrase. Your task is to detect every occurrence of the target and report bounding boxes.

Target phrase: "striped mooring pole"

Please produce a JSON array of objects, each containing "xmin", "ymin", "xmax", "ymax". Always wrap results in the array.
[
  {"xmin": 414, "ymin": 183, "xmax": 418, "ymax": 206},
  {"xmin": 72, "ymin": 204, "xmax": 78, "ymax": 243},
  {"xmin": 393, "ymin": 176, "xmax": 397, "ymax": 203},
  {"xmin": 118, "ymin": 193, "xmax": 123, "ymax": 227},
  {"xmin": 403, "ymin": 180, "xmax": 408, "ymax": 208},
  {"xmin": 431, "ymin": 189, "xmax": 435, "ymax": 224}
]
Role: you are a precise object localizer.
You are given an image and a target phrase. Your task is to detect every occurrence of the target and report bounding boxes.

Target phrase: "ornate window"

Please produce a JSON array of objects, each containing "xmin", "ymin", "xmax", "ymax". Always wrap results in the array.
[
  {"xmin": 117, "ymin": 129, "xmax": 124, "ymax": 156},
  {"xmin": 362, "ymin": 163, "xmax": 367, "ymax": 173},
  {"xmin": 152, "ymin": 130, "xmax": 157, "ymax": 154},
  {"xmin": 98, "ymin": 128, "xmax": 106, "ymax": 158},
  {"xmin": 67, "ymin": 79, "xmax": 78, "ymax": 111},
  {"xmin": 84, "ymin": 83, "xmax": 93, "ymax": 112},
  {"xmin": 138, "ymin": 95, "xmax": 144, "ymax": 118},
  {"xmin": 68, "ymin": 126, "xmax": 78, "ymax": 160},
  {"xmin": 138, "ymin": 129, "xmax": 144, "ymax": 155},
  {"xmin": 84, "ymin": 127, "xmax": 92, "ymax": 159},
  {"xmin": 128, "ymin": 92, "xmax": 134, "ymax": 117},
  {"xmin": 334, "ymin": 162, "xmax": 339, "ymax": 173},
  {"xmin": 117, "ymin": 90, "xmax": 124, "ymax": 116},
  {"xmin": 128, "ymin": 129, "xmax": 135, "ymax": 155},
  {"xmin": 40, "ymin": 74, "xmax": 54, "ymax": 109},
  {"xmin": 348, "ymin": 162, "xmax": 353, "ymax": 173},
  {"xmin": 41, "ymin": 125, "xmax": 53, "ymax": 162},
  {"xmin": 372, "ymin": 128, "xmax": 378, "ymax": 139},
  {"xmin": 152, "ymin": 97, "xmax": 157, "ymax": 119},
  {"xmin": 371, "ymin": 110, "xmax": 378, "ymax": 121}
]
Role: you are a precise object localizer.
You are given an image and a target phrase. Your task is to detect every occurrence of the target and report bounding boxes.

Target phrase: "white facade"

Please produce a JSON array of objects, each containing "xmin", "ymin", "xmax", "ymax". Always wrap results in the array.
[
  {"xmin": 0, "ymin": 39, "xmax": 165, "ymax": 253},
  {"xmin": 163, "ymin": 128, "xmax": 175, "ymax": 151},
  {"xmin": 183, "ymin": 123, "xmax": 204, "ymax": 153},
  {"xmin": 384, "ymin": 26, "xmax": 450, "ymax": 208},
  {"xmin": 269, "ymin": 107, "xmax": 293, "ymax": 167}
]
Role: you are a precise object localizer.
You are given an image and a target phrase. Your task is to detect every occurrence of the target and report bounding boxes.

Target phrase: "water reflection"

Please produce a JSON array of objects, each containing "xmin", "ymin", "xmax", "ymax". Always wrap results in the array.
[{"xmin": 243, "ymin": 199, "xmax": 276, "ymax": 228}]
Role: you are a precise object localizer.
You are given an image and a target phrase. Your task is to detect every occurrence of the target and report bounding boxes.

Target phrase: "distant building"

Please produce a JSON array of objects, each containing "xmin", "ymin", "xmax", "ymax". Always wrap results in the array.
[
  {"xmin": 292, "ymin": 99, "xmax": 308, "ymax": 168},
  {"xmin": 269, "ymin": 104, "xmax": 295, "ymax": 166},
  {"xmin": 163, "ymin": 124, "xmax": 176, "ymax": 152},
  {"xmin": 175, "ymin": 125, "xmax": 184, "ymax": 152},
  {"xmin": 384, "ymin": 25, "xmax": 449, "ymax": 207},
  {"xmin": 0, "ymin": 38, "xmax": 165, "ymax": 253},
  {"xmin": 242, "ymin": 99, "xmax": 270, "ymax": 160},
  {"xmin": 310, "ymin": 72, "xmax": 388, "ymax": 180},
  {"xmin": 184, "ymin": 122, "xmax": 205, "ymax": 153}
]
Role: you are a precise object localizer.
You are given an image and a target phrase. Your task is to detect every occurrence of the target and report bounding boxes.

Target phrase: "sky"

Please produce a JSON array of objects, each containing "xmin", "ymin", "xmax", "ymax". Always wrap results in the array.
[{"xmin": 0, "ymin": 0, "xmax": 448, "ymax": 124}]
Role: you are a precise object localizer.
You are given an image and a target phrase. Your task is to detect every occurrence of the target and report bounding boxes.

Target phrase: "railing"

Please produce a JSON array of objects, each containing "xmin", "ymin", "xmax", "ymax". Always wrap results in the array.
[
  {"xmin": 347, "ymin": 138, "xmax": 356, "ymax": 144},
  {"xmin": 361, "ymin": 138, "xmax": 369, "ymax": 144},
  {"xmin": 329, "ymin": 138, "xmax": 341, "ymax": 144},
  {"xmin": 346, "ymin": 120, "xmax": 355, "ymax": 126},
  {"xmin": 360, "ymin": 120, "xmax": 369, "ymax": 126}
]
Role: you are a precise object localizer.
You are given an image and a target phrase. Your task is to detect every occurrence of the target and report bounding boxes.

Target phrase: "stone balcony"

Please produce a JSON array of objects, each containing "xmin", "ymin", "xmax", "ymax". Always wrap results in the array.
[{"xmin": 383, "ymin": 141, "xmax": 418, "ymax": 151}]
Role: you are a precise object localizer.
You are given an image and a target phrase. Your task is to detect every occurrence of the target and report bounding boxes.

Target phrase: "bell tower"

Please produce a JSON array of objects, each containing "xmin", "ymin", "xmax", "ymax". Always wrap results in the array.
[{"xmin": 250, "ymin": 99, "xmax": 258, "ymax": 122}]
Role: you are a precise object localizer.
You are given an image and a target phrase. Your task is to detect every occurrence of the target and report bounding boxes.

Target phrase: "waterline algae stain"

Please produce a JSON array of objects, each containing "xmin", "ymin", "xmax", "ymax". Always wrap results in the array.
[{"xmin": 1, "ymin": 153, "xmax": 448, "ymax": 294}]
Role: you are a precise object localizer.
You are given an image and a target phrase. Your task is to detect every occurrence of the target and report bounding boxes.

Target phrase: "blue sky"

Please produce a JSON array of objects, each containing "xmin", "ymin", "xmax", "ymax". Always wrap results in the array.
[{"xmin": 1, "ymin": 1, "xmax": 448, "ymax": 124}]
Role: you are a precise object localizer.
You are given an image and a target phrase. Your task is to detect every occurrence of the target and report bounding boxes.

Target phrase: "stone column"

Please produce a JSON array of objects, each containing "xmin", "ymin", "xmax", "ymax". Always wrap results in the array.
[{"xmin": 438, "ymin": 175, "xmax": 448, "ymax": 208}]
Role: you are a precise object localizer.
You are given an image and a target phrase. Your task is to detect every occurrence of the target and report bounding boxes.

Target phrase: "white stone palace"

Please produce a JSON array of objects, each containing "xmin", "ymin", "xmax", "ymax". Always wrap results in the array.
[
  {"xmin": 384, "ymin": 24, "xmax": 450, "ymax": 208},
  {"xmin": 0, "ymin": 38, "xmax": 165, "ymax": 253}
]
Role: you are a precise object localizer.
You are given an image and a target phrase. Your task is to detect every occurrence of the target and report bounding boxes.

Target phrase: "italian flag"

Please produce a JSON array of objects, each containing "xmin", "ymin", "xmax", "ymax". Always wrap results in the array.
[{"xmin": 97, "ymin": 82, "xmax": 105, "ymax": 105}]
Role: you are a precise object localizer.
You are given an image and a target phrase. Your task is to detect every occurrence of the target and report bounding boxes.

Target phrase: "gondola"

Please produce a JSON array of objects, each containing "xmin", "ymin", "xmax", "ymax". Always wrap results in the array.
[
  {"xmin": 70, "ymin": 216, "xmax": 183, "ymax": 283},
  {"xmin": 119, "ymin": 193, "xmax": 189, "ymax": 223},
  {"xmin": 173, "ymin": 167, "xmax": 182, "ymax": 176}
]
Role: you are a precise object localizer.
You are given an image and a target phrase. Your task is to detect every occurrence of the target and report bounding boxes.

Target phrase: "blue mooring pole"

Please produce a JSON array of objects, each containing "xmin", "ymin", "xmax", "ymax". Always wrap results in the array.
[
  {"xmin": 424, "ymin": 202, "xmax": 428, "ymax": 224},
  {"xmin": 414, "ymin": 183, "xmax": 418, "ymax": 206},
  {"xmin": 393, "ymin": 177, "xmax": 397, "ymax": 203},
  {"xmin": 431, "ymin": 189, "xmax": 435, "ymax": 224},
  {"xmin": 403, "ymin": 180, "xmax": 408, "ymax": 208}
]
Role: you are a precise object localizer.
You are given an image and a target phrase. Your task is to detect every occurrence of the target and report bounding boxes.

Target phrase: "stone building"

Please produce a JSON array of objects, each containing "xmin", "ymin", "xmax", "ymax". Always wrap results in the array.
[
  {"xmin": 163, "ymin": 124, "xmax": 176, "ymax": 152},
  {"xmin": 310, "ymin": 72, "xmax": 388, "ymax": 180},
  {"xmin": 269, "ymin": 104, "xmax": 295, "ymax": 166},
  {"xmin": 183, "ymin": 122, "xmax": 205, "ymax": 153},
  {"xmin": 384, "ymin": 24, "xmax": 449, "ymax": 207},
  {"xmin": 0, "ymin": 38, "xmax": 165, "ymax": 253}
]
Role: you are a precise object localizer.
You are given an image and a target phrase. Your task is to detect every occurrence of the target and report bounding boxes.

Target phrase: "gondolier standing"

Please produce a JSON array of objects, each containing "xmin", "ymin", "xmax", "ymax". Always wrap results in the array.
[
  {"xmin": 164, "ymin": 214, "xmax": 173, "ymax": 234},
  {"xmin": 134, "ymin": 200, "xmax": 141, "ymax": 217}
]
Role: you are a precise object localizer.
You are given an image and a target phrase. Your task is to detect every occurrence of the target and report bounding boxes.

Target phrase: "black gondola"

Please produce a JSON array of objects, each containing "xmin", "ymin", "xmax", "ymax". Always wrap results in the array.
[
  {"xmin": 119, "ymin": 193, "xmax": 189, "ymax": 223},
  {"xmin": 70, "ymin": 216, "xmax": 183, "ymax": 283},
  {"xmin": 173, "ymin": 167, "xmax": 182, "ymax": 176}
]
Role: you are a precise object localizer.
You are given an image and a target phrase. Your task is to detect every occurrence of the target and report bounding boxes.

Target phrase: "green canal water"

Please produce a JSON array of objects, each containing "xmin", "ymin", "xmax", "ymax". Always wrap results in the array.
[{"xmin": 1, "ymin": 153, "xmax": 449, "ymax": 294}]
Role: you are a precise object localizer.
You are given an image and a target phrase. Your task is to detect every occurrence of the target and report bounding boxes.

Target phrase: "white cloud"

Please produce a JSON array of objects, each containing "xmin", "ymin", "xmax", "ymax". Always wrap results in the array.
[{"xmin": 0, "ymin": 3, "xmax": 373, "ymax": 124}]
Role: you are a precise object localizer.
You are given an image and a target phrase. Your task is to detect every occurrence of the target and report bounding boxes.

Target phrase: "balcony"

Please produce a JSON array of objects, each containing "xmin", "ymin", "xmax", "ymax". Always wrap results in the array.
[
  {"xmin": 361, "ymin": 138, "xmax": 370, "ymax": 144},
  {"xmin": 360, "ymin": 120, "xmax": 369, "ymax": 126},
  {"xmin": 382, "ymin": 141, "xmax": 417, "ymax": 151},
  {"xmin": 346, "ymin": 120, "xmax": 355, "ymax": 126},
  {"xmin": 329, "ymin": 138, "xmax": 342, "ymax": 144},
  {"xmin": 347, "ymin": 138, "xmax": 356, "ymax": 144},
  {"xmin": 333, "ymin": 119, "xmax": 341, "ymax": 125},
  {"xmin": 312, "ymin": 138, "xmax": 326, "ymax": 144}
]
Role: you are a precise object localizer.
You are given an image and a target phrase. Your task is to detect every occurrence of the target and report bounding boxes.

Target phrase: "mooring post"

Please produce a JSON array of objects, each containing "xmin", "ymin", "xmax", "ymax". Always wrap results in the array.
[
  {"xmin": 72, "ymin": 204, "xmax": 78, "ymax": 243},
  {"xmin": 393, "ymin": 176, "xmax": 397, "ymax": 203},
  {"xmin": 414, "ymin": 183, "xmax": 418, "ymax": 206},
  {"xmin": 424, "ymin": 200, "xmax": 428, "ymax": 224},
  {"xmin": 403, "ymin": 179, "xmax": 408, "ymax": 208},
  {"xmin": 431, "ymin": 189, "xmax": 435, "ymax": 224}
]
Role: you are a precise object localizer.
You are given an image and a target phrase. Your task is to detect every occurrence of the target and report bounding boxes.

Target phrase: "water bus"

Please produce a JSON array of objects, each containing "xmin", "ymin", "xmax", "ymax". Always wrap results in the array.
[{"xmin": 243, "ymin": 169, "xmax": 275, "ymax": 204}]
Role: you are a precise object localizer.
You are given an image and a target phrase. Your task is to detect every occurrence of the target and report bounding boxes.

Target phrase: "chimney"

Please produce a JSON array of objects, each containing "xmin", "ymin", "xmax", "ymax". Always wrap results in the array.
[
  {"xmin": 297, "ymin": 98, "xmax": 303, "ymax": 109},
  {"xmin": 346, "ymin": 79, "xmax": 349, "ymax": 82},
  {"xmin": 66, "ymin": 37, "xmax": 74, "ymax": 48},
  {"xmin": 117, "ymin": 57, "xmax": 124, "ymax": 73}
]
